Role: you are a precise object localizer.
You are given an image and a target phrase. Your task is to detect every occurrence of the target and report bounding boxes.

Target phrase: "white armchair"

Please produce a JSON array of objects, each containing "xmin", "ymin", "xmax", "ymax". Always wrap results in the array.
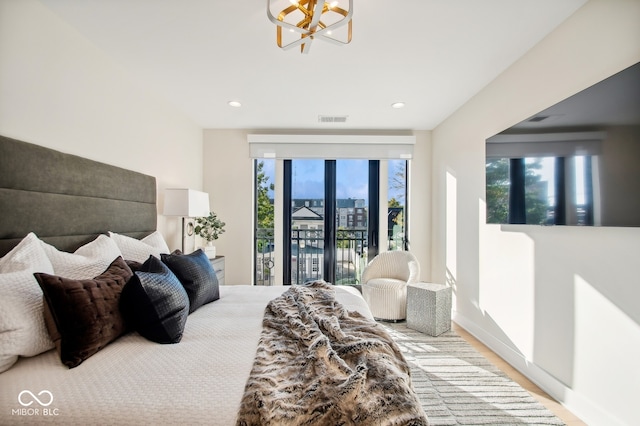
[{"xmin": 361, "ymin": 251, "xmax": 420, "ymax": 321}]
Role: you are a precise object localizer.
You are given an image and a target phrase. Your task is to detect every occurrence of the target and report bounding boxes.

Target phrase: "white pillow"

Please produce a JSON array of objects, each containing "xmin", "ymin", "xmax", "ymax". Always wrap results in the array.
[
  {"xmin": 108, "ymin": 231, "xmax": 170, "ymax": 263},
  {"xmin": 0, "ymin": 232, "xmax": 53, "ymax": 273},
  {"xmin": 41, "ymin": 234, "xmax": 123, "ymax": 279},
  {"xmin": 141, "ymin": 231, "xmax": 171, "ymax": 254},
  {"xmin": 0, "ymin": 233, "xmax": 55, "ymax": 373}
]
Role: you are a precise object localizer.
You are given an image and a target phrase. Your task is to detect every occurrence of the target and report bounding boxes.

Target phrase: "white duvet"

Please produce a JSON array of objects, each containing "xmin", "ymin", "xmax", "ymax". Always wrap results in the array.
[{"xmin": 0, "ymin": 285, "xmax": 371, "ymax": 426}]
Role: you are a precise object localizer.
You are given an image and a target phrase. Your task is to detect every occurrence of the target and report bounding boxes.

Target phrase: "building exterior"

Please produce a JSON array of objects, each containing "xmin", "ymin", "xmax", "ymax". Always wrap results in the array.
[
  {"xmin": 292, "ymin": 198, "xmax": 368, "ymax": 229},
  {"xmin": 256, "ymin": 199, "xmax": 370, "ymax": 285}
]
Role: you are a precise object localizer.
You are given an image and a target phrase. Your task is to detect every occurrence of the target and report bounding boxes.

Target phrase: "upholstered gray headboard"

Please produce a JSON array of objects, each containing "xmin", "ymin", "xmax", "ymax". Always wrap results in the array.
[{"xmin": 0, "ymin": 135, "xmax": 157, "ymax": 256}]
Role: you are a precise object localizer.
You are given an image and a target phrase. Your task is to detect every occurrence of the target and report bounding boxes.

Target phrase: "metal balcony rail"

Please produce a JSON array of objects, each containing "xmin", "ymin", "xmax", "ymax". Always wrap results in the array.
[{"xmin": 254, "ymin": 228, "xmax": 368, "ymax": 286}]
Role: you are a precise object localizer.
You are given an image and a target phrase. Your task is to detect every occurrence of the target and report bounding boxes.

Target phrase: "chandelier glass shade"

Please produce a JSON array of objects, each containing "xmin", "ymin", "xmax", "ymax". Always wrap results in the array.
[{"xmin": 267, "ymin": 0, "xmax": 353, "ymax": 54}]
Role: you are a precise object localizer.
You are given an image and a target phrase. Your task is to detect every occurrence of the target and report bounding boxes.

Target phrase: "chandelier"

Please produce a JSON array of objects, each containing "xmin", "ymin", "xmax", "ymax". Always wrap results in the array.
[{"xmin": 267, "ymin": 0, "xmax": 353, "ymax": 54}]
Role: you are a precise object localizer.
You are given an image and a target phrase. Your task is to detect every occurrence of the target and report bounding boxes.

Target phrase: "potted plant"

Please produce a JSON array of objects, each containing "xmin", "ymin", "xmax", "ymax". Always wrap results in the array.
[{"xmin": 194, "ymin": 211, "xmax": 226, "ymax": 258}]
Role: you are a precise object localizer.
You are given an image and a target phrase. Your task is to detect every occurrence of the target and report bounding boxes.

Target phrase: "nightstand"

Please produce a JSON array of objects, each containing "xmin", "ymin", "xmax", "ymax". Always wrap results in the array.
[{"xmin": 209, "ymin": 256, "xmax": 225, "ymax": 285}]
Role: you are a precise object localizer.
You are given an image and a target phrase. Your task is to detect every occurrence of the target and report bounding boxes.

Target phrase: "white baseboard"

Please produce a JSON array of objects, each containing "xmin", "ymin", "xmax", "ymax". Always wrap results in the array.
[{"xmin": 452, "ymin": 311, "xmax": 624, "ymax": 426}]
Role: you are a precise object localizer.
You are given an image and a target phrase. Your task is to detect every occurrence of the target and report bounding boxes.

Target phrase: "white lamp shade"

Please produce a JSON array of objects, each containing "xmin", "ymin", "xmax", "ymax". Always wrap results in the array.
[{"xmin": 163, "ymin": 189, "xmax": 210, "ymax": 217}]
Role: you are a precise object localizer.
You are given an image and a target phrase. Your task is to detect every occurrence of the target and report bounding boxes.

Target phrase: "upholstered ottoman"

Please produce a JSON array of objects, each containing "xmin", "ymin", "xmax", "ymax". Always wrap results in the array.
[
  {"xmin": 362, "ymin": 278, "xmax": 408, "ymax": 321},
  {"xmin": 406, "ymin": 282, "xmax": 452, "ymax": 336}
]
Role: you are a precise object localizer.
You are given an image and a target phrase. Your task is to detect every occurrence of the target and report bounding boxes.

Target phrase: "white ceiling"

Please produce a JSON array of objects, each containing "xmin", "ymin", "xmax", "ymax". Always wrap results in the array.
[{"xmin": 38, "ymin": 0, "xmax": 588, "ymax": 130}]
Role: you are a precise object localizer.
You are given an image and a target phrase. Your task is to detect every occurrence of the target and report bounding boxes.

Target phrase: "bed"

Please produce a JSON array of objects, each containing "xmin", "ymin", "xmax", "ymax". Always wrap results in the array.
[{"xmin": 0, "ymin": 135, "xmax": 427, "ymax": 425}]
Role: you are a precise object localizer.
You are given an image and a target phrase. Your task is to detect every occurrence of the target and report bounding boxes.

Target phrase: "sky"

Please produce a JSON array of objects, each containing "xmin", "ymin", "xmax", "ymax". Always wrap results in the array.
[{"xmin": 258, "ymin": 159, "xmax": 406, "ymax": 203}]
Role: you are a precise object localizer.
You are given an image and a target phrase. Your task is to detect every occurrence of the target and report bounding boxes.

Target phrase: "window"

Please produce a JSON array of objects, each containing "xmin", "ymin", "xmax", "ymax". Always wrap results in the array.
[
  {"xmin": 254, "ymin": 159, "xmax": 275, "ymax": 286},
  {"xmin": 486, "ymin": 155, "xmax": 594, "ymax": 225},
  {"xmin": 284, "ymin": 159, "xmax": 378, "ymax": 285},
  {"xmin": 254, "ymin": 158, "xmax": 410, "ymax": 285},
  {"xmin": 388, "ymin": 160, "xmax": 408, "ymax": 250}
]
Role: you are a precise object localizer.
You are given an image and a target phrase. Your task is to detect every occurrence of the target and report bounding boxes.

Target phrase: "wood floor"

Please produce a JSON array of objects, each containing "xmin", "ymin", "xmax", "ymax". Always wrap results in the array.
[{"xmin": 452, "ymin": 322, "xmax": 586, "ymax": 425}]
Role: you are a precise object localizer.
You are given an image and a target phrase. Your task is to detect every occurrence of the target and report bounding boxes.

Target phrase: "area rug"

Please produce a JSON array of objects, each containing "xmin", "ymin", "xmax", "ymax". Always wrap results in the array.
[{"xmin": 379, "ymin": 322, "xmax": 565, "ymax": 426}]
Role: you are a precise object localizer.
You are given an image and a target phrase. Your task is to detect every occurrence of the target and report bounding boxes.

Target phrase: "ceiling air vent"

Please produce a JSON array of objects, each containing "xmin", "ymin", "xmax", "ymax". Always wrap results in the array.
[
  {"xmin": 318, "ymin": 115, "xmax": 348, "ymax": 123},
  {"xmin": 528, "ymin": 115, "xmax": 550, "ymax": 122}
]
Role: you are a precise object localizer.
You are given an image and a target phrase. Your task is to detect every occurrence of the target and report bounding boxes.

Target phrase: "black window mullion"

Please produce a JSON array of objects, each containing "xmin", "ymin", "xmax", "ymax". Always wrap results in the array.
[
  {"xmin": 324, "ymin": 160, "xmax": 336, "ymax": 284},
  {"xmin": 554, "ymin": 157, "xmax": 566, "ymax": 225},
  {"xmin": 283, "ymin": 160, "xmax": 292, "ymax": 285},
  {"xmin": 253, "ymin": 161, "xmax": 259, "ymax": 285},
  {"xmin": 509, "ymin": 158, "xmax": 526, "ymax": 224},
  {"xmin": 368, "ymin": 161, "xmax": 380, "ymax": 259}
]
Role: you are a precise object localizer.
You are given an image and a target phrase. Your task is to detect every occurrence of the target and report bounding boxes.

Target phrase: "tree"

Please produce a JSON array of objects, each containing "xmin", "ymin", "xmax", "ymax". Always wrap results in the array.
[
  {"xmin": 256, "ymin": 161, "xmax": 274, "ymax": 230},
  {"xmin": 388, "ymin": 198, "xmax": 404, "ymax": 229},
  {"xmin": 389, "ymin": 161, "xmax": 406, "ymax": 202},
  {"xmin": 485, "ymin": 158, "xmax": 549, "ymax": 224},
  {"xmin": 336, "ymin": 227, "xmax": 350, "ymax": 249},
  {"xmin": 256, "ymin": 161, "xmax": 274, "ymax": 254},
  {"xmin": 485, "ymin": 158, "xmax": 509, "ymax": 223},
  {"xmin": 388, "ymin": 161, "xmax": 407, "ymax": 250},
  {"xmin": 524, "ymin": 158, "xmax": 548, "ymax": 224}
]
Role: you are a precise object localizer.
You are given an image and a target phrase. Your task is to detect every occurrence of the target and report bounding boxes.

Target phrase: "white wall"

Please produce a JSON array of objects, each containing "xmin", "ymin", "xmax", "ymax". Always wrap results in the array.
[
  {"xmin": 203, "ymin": 129, "xmax": 254, "ymax": 285},
  {"xmin": 431, "ymin": 1, "xmax": 640, "ymax": 425},
  {"xmin": 0, "ymin": 0, "xmax": 203, "ymax": 250},
  {"xmin": 409, "ymin": 131, "xmax": 432, "ymax": 280},
  {"xmin": 203, "ymin": 129, "xmax": 433, "ymax": 285}
]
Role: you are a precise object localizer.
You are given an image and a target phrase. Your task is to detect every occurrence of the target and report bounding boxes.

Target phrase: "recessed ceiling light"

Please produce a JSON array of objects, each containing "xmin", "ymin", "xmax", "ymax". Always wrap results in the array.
[
  {"xmin": 228, "ymin": 101, "xmax": 242, "ymax": 108},
  {"xmin": 391, "ymin": 102, "xmax": 405, "ymax": 109}
]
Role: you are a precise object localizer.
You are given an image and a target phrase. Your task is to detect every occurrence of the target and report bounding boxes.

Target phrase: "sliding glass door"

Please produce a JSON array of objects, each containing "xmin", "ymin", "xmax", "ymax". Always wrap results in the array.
[
  {"xmin": 253, "ymin": 158, "xmax": 408, "ymax": 286},
  {"xmin": 284, "ymin": 159, "xmax": 379, "ymax": 285}
]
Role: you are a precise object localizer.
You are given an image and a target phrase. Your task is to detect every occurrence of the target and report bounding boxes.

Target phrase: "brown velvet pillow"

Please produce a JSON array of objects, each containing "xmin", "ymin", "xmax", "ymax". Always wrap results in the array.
[{"xmin": 34, "ymin": 256, "xmax": 133, "ymax": 368}]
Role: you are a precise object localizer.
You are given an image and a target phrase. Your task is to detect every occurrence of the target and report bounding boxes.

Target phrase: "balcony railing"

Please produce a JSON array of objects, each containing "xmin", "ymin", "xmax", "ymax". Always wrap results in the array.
[
  {"xmin": 255, "ymin": 228, "xmax": 276, "ymax": 286},
  {"xmin": 254, "ymin": 228, "xmax": 369, "ymax": 286}
]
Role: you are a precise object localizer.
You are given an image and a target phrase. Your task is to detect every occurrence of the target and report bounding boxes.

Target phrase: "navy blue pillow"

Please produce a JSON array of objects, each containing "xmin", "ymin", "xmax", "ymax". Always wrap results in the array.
[
  {"xmin": 120, "ymin": 256, "xmax": 189, "ymax": 344},
  {"xmin": 161, "ymin": 249, "xmax": 219, "ymax": 313}
]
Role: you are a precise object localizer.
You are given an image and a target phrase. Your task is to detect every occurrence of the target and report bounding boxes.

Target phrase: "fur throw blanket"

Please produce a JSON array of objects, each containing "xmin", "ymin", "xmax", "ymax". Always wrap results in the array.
[{"xmin": 236, "ymin": 281, "xmax": 428, "ymax": 426}]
